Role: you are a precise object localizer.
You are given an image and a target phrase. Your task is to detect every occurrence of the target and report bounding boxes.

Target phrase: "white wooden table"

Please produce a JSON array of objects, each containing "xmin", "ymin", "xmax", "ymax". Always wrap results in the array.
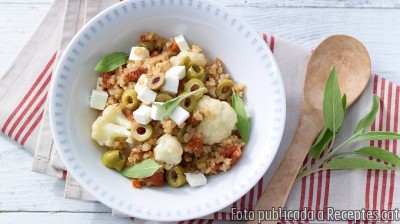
[{"xmin": 1, "ymin": 0, "xmax": 400, "ymax": 223}]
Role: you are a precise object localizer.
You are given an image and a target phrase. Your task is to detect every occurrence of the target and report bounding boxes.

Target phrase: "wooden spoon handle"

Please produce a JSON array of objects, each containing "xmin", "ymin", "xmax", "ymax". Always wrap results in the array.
[{"xmin": 248, "ymin": 114, "xmax": 323, "ymax": 224}]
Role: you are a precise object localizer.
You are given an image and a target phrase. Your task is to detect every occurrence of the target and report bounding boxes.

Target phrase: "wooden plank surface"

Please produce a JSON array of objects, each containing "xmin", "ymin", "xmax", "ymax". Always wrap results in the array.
[{"xmin": 1, "ymin": 0, "xmax": 400, "ymax": 223}]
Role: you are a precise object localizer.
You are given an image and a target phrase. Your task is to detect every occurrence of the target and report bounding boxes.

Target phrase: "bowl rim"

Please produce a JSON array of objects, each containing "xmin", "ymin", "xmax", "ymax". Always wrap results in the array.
[{"xmin": 49, "ymin": 0, "xmax": 286, "ymax": 221}]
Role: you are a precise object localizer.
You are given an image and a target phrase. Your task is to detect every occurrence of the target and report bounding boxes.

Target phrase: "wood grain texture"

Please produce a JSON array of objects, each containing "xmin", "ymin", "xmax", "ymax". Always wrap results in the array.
[{"xmin": 1, "ymin": 0, "xmax": 400, "ymax": 223}]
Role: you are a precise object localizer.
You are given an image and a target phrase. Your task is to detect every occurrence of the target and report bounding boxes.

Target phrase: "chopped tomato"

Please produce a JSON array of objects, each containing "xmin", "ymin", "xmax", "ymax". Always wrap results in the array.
[
  {"xmin": 150, "ymin": 50, "xmax": 159, "ymax": 57},
  {"xmin": 142, "ymin": 171, "xmax": 164, "ymax": 187},
  {"xmin": 186, "ymin": 137, "xmax": 204, "ymax": 157},
  {"xmin": 223, "ymin": 145, "xmax": 242, "ymax": 165},
  {"xmin": 170, "ymin": 42, "xmax": 179, "ymax": 52},
  {"xmin": 132, "ymin": 179, "xmax": 142, "ymax": 189},
  {"xmin": 125, "ymin": 67, "xmax": 146, "ymax": 82},
  {"xmin": 101, "ymin": 72, "xmax": 113, "ymax": 88}
]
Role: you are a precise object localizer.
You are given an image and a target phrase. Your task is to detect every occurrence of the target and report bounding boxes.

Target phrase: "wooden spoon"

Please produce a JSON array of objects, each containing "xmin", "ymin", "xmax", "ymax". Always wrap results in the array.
[{"xmin": 249, "ymin": 35, "xmax": 371, "ymax": 224}]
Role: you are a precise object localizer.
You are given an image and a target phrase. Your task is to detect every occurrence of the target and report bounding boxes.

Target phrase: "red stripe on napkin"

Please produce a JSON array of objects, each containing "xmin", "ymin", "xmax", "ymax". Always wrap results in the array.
[
  {"xmin": 1, "ymin": 52, "xmax": 56, "ymax": 135},
  {"xmin": 15, "ymin": 92, "xmax": 48, "ymax": 141},
  {"xmin": 21, "ymin": 110, "xmax": 44, "ymax": 145}
]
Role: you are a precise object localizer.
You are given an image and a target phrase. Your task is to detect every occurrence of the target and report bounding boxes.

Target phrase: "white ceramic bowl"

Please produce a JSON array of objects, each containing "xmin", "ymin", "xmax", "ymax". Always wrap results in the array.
[{"xmin": 50, "ymin": 0, "xmax": 285, "ymax": 221}]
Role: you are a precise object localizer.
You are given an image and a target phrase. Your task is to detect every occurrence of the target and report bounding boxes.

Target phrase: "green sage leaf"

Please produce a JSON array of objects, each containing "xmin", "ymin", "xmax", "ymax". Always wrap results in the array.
[
  {"xmin": 154, "ymin": 87, "xmax": 206, "ymax": 120},
  {"xmin": 309, "ymin": 94, "xmax": 347, "ymax": 159},
  {"xmin": 310, "ymin": 127, "xmax": 334, "ymax": 159},
  {"xmin": 353, "ymin": 146, "xmax": 400, "ymax": 166},
  {"xmin": 326, "ymin": 157, "xmax": 395, "ymax": 170},
  {"xmin": 121, "ymin": 159, "xmax": 162, "ymax": 178},
  {"xmin": 353, "ymin": 95, "xmax": 380, "ymax": 134},
  {"xmin": 354, "ymin": 131, "xmax": 400, "ymax": 141},
  {"xmin": 232, "ymin": 91, "xmax": 250, "ymax": 143},
  {"xmin": 95, "ymin": 52, "xmax": 129, "ymax": 73},
  {"xmin": 323, "ymin": 65, "xmax": 344, "ymax": 132}
]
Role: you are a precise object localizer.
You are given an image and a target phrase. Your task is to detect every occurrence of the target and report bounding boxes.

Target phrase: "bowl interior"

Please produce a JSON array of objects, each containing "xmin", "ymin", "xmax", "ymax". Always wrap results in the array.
[{"xmin": 50, "ymin": 0, "xmax": 285, "ymax": 221}]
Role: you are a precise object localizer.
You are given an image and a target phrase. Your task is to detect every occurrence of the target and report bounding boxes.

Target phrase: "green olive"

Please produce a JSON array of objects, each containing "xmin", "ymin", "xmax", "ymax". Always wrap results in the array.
[
  {"xmin": 137, "ymin": 41, "xmax": 155, "ymax": 52},
  {"xmin": 101, "ymin": 150, "xmax": 126, "ymax": 171},
  {"xmin": 187, "ymin": 64, "xmax": 206, "ymax": 82},
  {"xmin": 216, "ymin": 79, "xmax": 234, "ymax": 100},
  {"xmin": 131, "ymin": 122, "xmax": 153, "ymax": 142},
  {"xmin": 147, "ymin": 74, "xmax": 165, "ymax": 90},
  {"xmin": 179, "ymin": 92, "xmax": 197, "ymax": 112},
  {"xmin": 178, "ymin": 56, "xmax": 190, "ymax": 68},
  {"xmin": 121, "ymin": 89, "xmax": 140, "ymax": 110},
  {"xmin": 166, "ymin": 165, "xmax": 187, "ymax": 188},
  {"xmin": 184, "ymin": 79, "xmax": 205, "ymax": 100},
  {"xmin": 193, "ymin": 153, "xmax": 209, "ymax": 165},
  {"xmin": 155, "ymin": 93, "xmax": 173, "ymax": 102}
]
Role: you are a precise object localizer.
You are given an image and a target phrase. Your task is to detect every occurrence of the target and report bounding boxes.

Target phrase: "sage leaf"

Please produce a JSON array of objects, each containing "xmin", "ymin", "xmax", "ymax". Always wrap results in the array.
[
  {"xmin": 232, "ymin": 91, "xmax": 250, "ymax": 143},
  {"xmin": 353, "ymin": 146, "xmax": 400, "ymax": 166},
  {"xmin": 309, "ymin": 94, "xmax": 347, "ymax": 159},
  {"xmin": 326, "ymin": 157, "xmax": 395, "ymax": 170},
  {"xmin": 323, "ymin": 65, "xmax": 344, "ymax": 132},
  {"xmin": 342, "ymin": 94, "xmax": 347, "ymax": 112},
  {"xmin": 95, "ymin": 52, "xmax": 129, "ymax": 73},
  {"xmin": 121, "ymin": 159, "xmax": 161, "ymax": 178},
  {"xmin": 154, "ymin": 87, "xmax": 206, "ymax": 120},
  {"xmin": 353, "ymin": 95, "xmax": 380, "ymax": 134},
  {"xmin": 310, "ymin": 127, "xmax": 333, "ymax": 159},
  {"xmin": 354, "ymin": 131, "xmax": 400, "ymax": 141}
]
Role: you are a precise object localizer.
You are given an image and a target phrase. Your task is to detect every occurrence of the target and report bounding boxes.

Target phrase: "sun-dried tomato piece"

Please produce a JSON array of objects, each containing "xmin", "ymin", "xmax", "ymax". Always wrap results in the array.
[
  {"xmin": 223, "ymin": 145, "xmax": 242, "ymax": 165},
  {"xmin": 142, "ymin": 171, "xmax": 164, "ymax": 187},
  {"xmin": 101, "ymin": 72, "xmax": 113, "ymax": 88},
  {"xmin": 186, "ymin": 137, "xmax": 204, "ymax": 157},
  {"xmin": 125, "ymin": 67, "xmax": 146, "ymax": 82},
  {"xmin": 131, "ymin": 179, "xmax": 142, "ymax": 189}
]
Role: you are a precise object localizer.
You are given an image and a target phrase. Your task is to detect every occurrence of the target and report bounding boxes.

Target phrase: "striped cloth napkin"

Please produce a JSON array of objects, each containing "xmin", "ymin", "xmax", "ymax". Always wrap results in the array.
[{"xmin": 1, "ymin": 0, "xmax": 400, "ymax": 223}]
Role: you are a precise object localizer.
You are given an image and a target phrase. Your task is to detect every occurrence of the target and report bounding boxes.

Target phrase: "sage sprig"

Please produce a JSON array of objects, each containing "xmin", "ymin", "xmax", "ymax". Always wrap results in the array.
[
  {"xmin": 121, "ymin": 159, "xmax": 162, "ymax": 178},
  {"xmin": 95, "ymin": 52, "xmax": 129, "ymax": 73},
  {"xmin": 297, "ymin": 66, "xmax": 400, "ymax": 179},
  {"xmin": 232, "ymin": 91, "xmax": 250, "ymax": 143},
  {"xmin": 153, "ymin": 87, "xmax": 206, "ymax": 120}
]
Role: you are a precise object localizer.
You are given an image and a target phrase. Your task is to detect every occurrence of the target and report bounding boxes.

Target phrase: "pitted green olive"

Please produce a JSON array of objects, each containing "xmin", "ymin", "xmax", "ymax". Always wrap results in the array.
[
  {"xmin": 101, "ymin": 150, "xmax": 126, "ymax": 171},
  {"xmin": 121, "ymin": 89, "xmax": 140, "ymax": 110},
  {"xmin": 216, "ymin": 79, "xmax": 234, "ymax": 100},
  {"xmin": 187, "ymin": 64, "xmax": 206, "ymax": 81},
  {"xmin": 166, "ymin": 165, "xmax": 187, "ymax": 188}
]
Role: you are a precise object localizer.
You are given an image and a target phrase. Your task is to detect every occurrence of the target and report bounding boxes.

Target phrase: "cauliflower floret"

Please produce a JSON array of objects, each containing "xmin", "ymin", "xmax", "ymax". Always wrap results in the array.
[
  {"xmin": 170, "ymin": 49, "xmax": 207, "ymax": 67},
  {"xmin": 91, "ymin": 104, "xmax": 132, "ymax": 147},
  {"xmin": 154, "ymin": 133, "xmax": 183, "ymax": 165},
  {"xmin": 196, "ymin": 95, "xmax": 237, "ymax": 145}
]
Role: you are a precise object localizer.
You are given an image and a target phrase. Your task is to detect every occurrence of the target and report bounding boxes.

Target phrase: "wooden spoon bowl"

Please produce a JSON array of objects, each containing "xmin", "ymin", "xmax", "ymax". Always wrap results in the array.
[{"xmin": 249, "ymin": 35, "xmax": 371, "ymax": 224}]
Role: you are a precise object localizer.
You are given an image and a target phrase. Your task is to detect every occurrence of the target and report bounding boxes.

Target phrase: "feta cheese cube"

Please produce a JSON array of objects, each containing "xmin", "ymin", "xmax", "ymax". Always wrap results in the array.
[
  {"xmin": 89, "ymin": 90, "xmax": 108, "ymax": 110},
  {"xmin": 151, "ymin": 104, "xmax": 166, "ymax": 121},
  {"xmin": 169, "ymin": 106, "xmax": 189, "ymax": 126},
  {"xmin": 174, "ymin": 35, "xmax": 190, "ymax": 52},
  {"xmin": 137, "ymin": 87, "xmax": 157, "ymax": 105},
  {"xmin": 134, "ymin": 74, "xmax": 149, "ymax": 93},
  {"xmin": 165, "ymin": 66, "xmax": 186, "ymax": 80},
  {"xmin": 129, "ymin": 47, "xmax": 150, "ymax": 61},
  {"xmin": 161, "ymin": 76, "xmax": 179, "ymax": 95},
  {"xmin": 184, "ymin": 173, "xmax": 207, "ymax": 187},
  {"xmin": 133, "ymin": 105, "xmax": 152, "ymax": 125}
]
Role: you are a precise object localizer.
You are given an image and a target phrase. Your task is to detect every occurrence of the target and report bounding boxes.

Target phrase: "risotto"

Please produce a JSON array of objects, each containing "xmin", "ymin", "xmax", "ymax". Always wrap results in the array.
[{"xmin": 89, "ymin": 32, "xmax": 248, "ymax": 189}]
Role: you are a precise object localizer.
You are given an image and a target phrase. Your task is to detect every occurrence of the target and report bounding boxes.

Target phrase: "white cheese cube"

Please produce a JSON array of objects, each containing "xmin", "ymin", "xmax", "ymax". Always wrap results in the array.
[
  {"xmin": 137, "ymin": 87, "xmax": 157, "ymax": 105},
  {"xmin": 129, "ymin": 47, "xmax": 150, "ymax": 61},
  {"xmin": 154, "ymin": 134, "xmax": 183, "ymax": 165},
  {"xmin": 151, "ymin": 104, "xmax": 166, "ymax": 121},
  {"xmin": 169, "ymin": 106, "xmax": 189, "ymax": 126},
  {"xmin": 165, "ymin": 66, "xmax": 186, "ymax": 80},
  {"xmin": 174, "ymin": 35, "xmax": 190, "ymax": 52},
  {"xmin": 134, "ymin": 74, "xmax": 149, "ymax": 93},
  {"xmin": 133, "ymin": 105, "xmax": 152, "ymax": 125},
  {"xmin": 184, "ymin": 173, "xmax": 207, "ymax": 187},
  {"xmin": 161, "ymin": 76, "xmax": 179, "ymax": 95},
  {"xmin": 89, "ymin": 90, "xmax": 108, "ymax": 110}
]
